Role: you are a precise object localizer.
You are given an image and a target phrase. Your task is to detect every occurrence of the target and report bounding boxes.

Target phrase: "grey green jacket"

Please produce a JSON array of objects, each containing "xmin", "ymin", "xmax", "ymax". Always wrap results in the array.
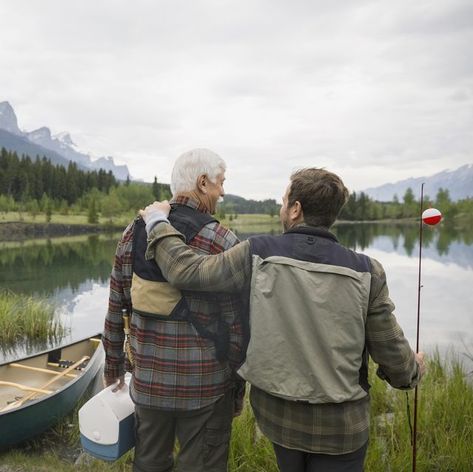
[{"xmin": 238, "ymin": 226, "xmax": 372, "ymax": 404}]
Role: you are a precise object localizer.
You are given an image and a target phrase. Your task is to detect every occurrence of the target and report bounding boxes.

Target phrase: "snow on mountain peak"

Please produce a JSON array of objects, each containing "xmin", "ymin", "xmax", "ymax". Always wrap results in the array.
[
  {"xmin": 53, "ymin": 131, "xmax": 76, "ymax": 147},
  {"xmin": 27, "ymin": 127, "xmax": 52, "ymax": 142}
]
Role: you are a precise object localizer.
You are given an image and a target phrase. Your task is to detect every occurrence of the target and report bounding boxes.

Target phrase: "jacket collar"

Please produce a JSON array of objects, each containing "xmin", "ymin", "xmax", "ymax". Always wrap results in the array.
[
  {"xmin": 171, "ymin": 195, "xmax": 210, "ymax": 214},
  {"xmin": 284, "ymin": 223, "xmax": 338, "ymax": 242}
]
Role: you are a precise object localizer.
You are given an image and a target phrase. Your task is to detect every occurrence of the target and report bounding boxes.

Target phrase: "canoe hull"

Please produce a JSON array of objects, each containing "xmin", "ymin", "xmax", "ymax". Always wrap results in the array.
[{"xmin": 0, "ymin": 335, "xmax": 104, "ymax": 449}]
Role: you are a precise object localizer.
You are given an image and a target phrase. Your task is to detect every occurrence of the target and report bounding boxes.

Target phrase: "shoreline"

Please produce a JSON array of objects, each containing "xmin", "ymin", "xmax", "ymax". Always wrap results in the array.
[
  {"xmin": 0, "ymin": 222, "xmax": 124, "ymax": 242},
  {"xmin": 0, "ymin": 217, "xmax": 427, "ymax": 242}
]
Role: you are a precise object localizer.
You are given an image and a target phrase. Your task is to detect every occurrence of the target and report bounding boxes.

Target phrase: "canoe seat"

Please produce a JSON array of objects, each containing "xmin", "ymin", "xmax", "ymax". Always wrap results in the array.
[
  {"xmin": 48, "ymin": 358, "xmax": 90, "ymax": 370},
  {"xmin": 2, "ymin": 356, "xmax": 90, "ymax": 411}
]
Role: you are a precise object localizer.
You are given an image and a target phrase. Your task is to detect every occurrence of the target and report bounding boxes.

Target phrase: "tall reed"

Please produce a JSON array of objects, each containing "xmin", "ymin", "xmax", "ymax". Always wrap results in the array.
[{"xmin": 0, "ymin": 290, "xmax": 65, "ymax": 344}]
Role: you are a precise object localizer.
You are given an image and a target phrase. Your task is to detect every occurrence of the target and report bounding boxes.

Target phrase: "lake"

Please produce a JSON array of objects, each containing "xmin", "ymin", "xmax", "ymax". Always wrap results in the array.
[{"xmin": 1, "ymin": 223, "xmax": 472, "ymax": 368}]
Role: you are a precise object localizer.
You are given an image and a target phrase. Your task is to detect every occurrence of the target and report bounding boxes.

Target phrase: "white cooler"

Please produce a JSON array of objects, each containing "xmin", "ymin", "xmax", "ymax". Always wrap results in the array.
[{"xmin": 79, "ymin": 374, "xmax": 135, "ymax": 461}]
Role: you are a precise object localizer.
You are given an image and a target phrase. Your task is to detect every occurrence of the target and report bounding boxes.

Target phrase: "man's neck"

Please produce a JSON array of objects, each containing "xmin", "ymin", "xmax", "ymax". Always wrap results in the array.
[{"xmin": 173, "ymin": 192, "xmax": 212, "ymax": 214}]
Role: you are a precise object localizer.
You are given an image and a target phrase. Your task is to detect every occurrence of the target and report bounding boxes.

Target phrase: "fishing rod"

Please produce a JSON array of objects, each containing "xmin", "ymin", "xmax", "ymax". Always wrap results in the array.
[{"xmin": 412, "ymin": 183, "xmax": 442, "ymax": 472}]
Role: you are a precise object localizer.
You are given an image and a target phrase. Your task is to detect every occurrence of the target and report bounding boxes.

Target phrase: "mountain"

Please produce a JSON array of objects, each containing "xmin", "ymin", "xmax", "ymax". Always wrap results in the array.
[
  {"xmin": 0, "ymin": 101, "xmax": 21, "ymax": 135},
  {"xmin": 0, "ymin": 101, "xmax": 130, "ymax": 180},
  {"xmin": 362, "ymin": 164, "xmax": 473, "ymax": 202},
  {"xmin": 0, "ymin": 128, "xmax": 74, "ymax": 168}
]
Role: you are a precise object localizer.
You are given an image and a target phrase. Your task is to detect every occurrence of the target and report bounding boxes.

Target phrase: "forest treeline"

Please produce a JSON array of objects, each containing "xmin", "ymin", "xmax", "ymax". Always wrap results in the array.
[
  {"xmin": 338, "ymin": 187, "xmax": 470, "ymax": 222},
  {"xmin": 0, "ymin": 148, "xmax": 171, "ymax": 221},
  {"xmin": 0, "ymin": 147, "xmax": 471, "ymax": 223}
]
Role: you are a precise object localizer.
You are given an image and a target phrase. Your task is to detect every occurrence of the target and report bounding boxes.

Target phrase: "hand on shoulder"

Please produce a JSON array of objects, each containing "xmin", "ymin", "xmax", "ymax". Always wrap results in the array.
[{"xmin": 139, "ymin": 200, "xmax": 171, "ymax": 224}]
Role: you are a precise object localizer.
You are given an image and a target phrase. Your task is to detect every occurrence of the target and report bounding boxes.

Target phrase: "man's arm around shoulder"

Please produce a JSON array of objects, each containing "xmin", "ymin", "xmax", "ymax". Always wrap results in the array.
[{"xmin": 142, "ymin": 203, "xmax": 251, "ymax": 293}]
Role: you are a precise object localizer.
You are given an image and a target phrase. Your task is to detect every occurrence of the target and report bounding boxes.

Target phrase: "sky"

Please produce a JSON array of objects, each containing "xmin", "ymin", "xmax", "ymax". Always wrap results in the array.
[{"xmin": 1, "ymin": 0, "xmax": 472, "ymax": 200}]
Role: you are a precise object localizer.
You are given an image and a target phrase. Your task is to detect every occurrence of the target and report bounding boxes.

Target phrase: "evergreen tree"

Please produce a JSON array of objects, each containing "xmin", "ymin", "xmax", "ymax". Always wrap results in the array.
[
  {"xmin": 402, "ymin": 187, "xmax": 416, "ymax": 217},
  {"xmin": 88, "ymin": 197, "xmax": 99, "ymax": 224},
  {"xmin": 28, "ymin": 199, "xmax": 40, "ymax": 219},
  {"xmin": 45, "ymin": 200, "xmax": 52, "ymax": 223},
  {"xmin": 152, "ymin": 176, "xmax": 160, "ymax": 200}
]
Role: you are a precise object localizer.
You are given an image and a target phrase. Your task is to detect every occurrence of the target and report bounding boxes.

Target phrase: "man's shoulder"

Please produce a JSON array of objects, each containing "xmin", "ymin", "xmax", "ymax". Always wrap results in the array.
[
  {"xmin": 122, "ymin": 219, "xmax": 138, "ymax": 239},
  {"xmin": 340, "ymin": 244, "xmax": 372, "ymax": 273},
  {"xmin": 246, "ymin": 233, "xmax": 283, "ymax": 255},
  {"xmin": 116, "ymin": 218, "xmax": 138, "ymax": 252},
  {"xmin": 198, "ymin": 221, "xmax": 239, "ymax": 250}
]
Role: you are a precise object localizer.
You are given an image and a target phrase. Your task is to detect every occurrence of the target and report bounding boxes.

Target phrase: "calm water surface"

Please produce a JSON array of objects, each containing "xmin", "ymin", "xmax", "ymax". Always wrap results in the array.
[{"xmin": 1, "ymin": 223, "xmax": 472, "ymax": 367}]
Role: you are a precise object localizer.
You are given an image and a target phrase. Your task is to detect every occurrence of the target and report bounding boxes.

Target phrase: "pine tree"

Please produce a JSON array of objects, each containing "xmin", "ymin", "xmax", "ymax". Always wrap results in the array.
[
  {"xmin": 152, "ymin": 176, "xmax": 160, "ymax": 200},
  {"xmin": 45, "ymin": 200, "xmax": 53, "ymax": 223},
  {"xmin": 88, "ymin": 197, "xmax": 99, "ymax": 224}
]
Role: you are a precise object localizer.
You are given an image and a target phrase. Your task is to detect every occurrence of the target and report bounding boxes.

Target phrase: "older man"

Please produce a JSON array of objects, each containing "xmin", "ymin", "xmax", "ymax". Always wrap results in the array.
[
  {"xmin": 102, "ymin": 149, "xmax": 246, "ymax": 472},
  {"xmin": 141, "ymin": 167, "xmax": 425, "ymax": 472}
]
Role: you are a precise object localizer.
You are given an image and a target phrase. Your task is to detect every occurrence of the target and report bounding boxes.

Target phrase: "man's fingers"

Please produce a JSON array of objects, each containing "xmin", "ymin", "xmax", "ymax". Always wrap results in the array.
[
  {"xmin": 139, "ymin": 201, "xmax": 171, "ymax": 220},
  {"xmin": 416, "ymin": 352, "xmax": 426, "ymax": 377},
  {"xmin": 112, "ymin": 378, "xmax": 125, "ymax": 392}
]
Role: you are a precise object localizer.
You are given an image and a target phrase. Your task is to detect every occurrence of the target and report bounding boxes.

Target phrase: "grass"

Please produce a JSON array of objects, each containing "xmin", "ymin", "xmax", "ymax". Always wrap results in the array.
[
  {"xmin": 0, "ymin": 211, "xmax": 281, "ymax": 228},
  {"xmin": 0, "ymin": 291, "xmax": 66, "ymax": 345},
  {"xmin": 0, "ymin": 211, "xmax": 132, "ymax": 228},
  {"xmin": 366, "ymin": 352, "xmax": 473, "ymax": 471},
  {"xmin": 220, "ymin": 213, "xmax": 280, "ymax": 226},
  {"xmin": 1, "ymin": 354, "xmax": 472, "ymax": 471}
]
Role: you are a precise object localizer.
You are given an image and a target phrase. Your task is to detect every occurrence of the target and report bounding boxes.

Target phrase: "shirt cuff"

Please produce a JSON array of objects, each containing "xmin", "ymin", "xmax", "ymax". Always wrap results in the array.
[{"xmin": 145, "ymin": 211, "xmax": 170, "ymax": 234}]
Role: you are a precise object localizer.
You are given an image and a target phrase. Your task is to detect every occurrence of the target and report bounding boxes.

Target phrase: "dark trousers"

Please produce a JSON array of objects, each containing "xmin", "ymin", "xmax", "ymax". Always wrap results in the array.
[
  {"xmin": 273, "ymin": 441, "xmax": 368, "ymax": 472},
  {"xmin": 133, "ymin": 389, "xmax": 234, "ymax": 472}
]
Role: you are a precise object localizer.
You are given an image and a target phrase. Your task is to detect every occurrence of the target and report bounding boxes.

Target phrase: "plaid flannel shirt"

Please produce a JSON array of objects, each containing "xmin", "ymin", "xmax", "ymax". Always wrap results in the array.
[
  {"xmin": 146, "ymin": 222, "xmax": 420, "ymax": 454},
  {"xmin": 103, "ymin": 197, "xmax": 245, "ymax": 410}
]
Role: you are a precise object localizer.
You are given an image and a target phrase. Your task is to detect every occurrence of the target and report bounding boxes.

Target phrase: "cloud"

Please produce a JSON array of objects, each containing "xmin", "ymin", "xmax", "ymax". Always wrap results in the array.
[{"xmin": 0, "ymin": 0, "xmax": 472, "ymax": 199}]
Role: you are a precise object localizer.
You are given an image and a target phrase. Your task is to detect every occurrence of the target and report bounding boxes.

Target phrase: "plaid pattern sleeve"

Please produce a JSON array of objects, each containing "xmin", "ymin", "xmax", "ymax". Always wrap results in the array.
[
  {"xmin": 366, "ymin": 257, "xmax": 419, "ymax": 388},
  {"xmin": 102, "ymin": 221, "xmax": 134, "ymax": 381}
]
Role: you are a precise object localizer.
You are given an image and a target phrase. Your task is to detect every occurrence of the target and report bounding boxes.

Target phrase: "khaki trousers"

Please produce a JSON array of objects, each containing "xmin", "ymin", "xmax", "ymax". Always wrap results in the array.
[{"xmin": 133, "ymin": 389, "xmax": 234, "ymax": 472}]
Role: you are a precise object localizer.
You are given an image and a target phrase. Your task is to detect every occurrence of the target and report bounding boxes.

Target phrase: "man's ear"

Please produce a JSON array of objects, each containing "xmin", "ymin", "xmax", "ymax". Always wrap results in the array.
[
  {"xmin": 291, "ymin": 201, "xmax": 303, "ymax": 222},
  {"xmin": 197, "ymin": 174, "xmax": 207, "ymax": 194}
]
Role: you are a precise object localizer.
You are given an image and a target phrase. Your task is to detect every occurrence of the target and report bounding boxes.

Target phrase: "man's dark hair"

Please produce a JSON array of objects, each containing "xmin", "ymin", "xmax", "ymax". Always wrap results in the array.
[{"xmin": 287, "ymin": 168, "xmax": 349, "ymax": 228}]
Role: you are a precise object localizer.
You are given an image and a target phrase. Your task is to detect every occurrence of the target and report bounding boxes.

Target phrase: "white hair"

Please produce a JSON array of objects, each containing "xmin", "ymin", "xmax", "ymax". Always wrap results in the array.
[{"xmin": 171, "ymin": 148, "xmax": 226, "ymax": 195}]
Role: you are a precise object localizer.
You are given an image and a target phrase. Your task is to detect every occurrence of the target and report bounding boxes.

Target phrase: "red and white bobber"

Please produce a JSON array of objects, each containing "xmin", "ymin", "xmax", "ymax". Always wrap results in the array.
[{"xmin": 422, "ymin": 208, "xmax": 442, "ymax": 225}]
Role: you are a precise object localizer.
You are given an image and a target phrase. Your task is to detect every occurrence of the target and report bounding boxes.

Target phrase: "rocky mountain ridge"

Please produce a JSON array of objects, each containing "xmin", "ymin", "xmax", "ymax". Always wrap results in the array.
[
  {"xmin": 363, "ymin": 165, "xmax": 473, "ymax": 201},
  {"xmin": 0, "ymin": 101, "xmax": 130, "ymax": 180}
]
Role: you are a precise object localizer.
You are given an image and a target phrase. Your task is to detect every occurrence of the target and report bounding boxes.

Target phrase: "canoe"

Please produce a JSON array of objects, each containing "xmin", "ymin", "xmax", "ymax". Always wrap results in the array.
[{"xmin": 0, "ymin": 334, "xmax": 104, "ymax": 449}]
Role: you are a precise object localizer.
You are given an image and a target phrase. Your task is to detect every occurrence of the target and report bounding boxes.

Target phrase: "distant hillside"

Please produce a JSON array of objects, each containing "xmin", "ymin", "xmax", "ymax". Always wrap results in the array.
[
  {"xmin": 363, "ymin": 164, "xmax": 473, "ymax": 202},
  {"xmin": 221, "ymin": 194, "xmax": 280, "ymax": 214},
  {"xmin": 0, "ymin": 101, "xmax": 130, "ymax": 180}
]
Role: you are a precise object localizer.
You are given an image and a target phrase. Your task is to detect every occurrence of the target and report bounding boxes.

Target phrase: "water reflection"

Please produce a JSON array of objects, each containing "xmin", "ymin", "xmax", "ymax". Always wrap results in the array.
[
  {"xmin": 0, "ymin": 225, "xmax": 472, "ymax": 366},
  {"xmin": 333, "ymin": 223, "xmax": 473, "ymax": 268},
  {"xmin": 0, "ymin": 235, "xmax": 120, "ymax": 362},
  {"xmin": 0, "ymin": 235, "xmax": 118, "ymax": 294}
]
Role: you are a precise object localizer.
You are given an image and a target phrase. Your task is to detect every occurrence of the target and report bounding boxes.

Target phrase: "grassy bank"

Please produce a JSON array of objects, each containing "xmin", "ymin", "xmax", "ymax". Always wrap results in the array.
[
  {"xmin": 2, "ymin": 210, "xmax": 471, "ymax": 232},
  {"xmin": 0, "ymin": 211, "xmax": 278, "ymax": 228},
  {"xmin": 0, "ymin": 211, "xmax": 132, "ymax": 228},
  {"xmin": 0, "ymin": 292, "xmax": 65, "ymax": 345},
  {"xmin": 1, "ymin": 354, "xmax": 472, "ymax": 471}
]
